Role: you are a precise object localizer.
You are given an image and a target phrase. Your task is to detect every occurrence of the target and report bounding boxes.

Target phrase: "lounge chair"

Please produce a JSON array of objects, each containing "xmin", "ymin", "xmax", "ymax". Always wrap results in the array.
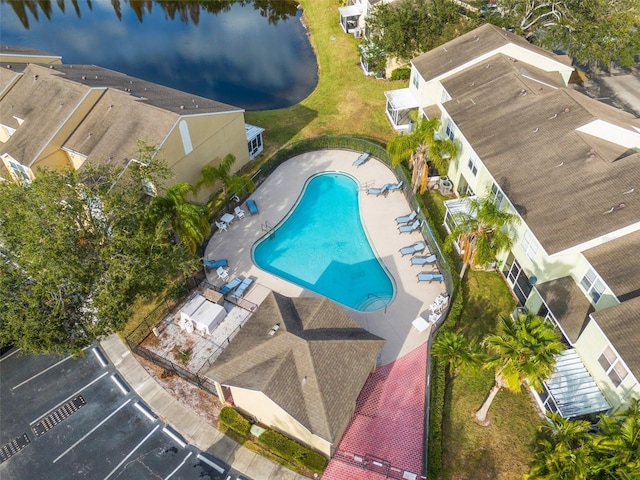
[
  {"xmin": 219, "ymin": 277, "xmax": 242, "ymax": 295},
  {"xmin": 396, "ymin": 210, "xmax": 417, "ymax": 224},
  {"xmin": 398, "ymin": 219, "xmax": 421, "ymax": 233},
  {"xmin": 215, "ymin": 221, "xmax": 228, "ymax": 232},
  {"xmin": 353, "ymin": 152, "xmax": 370, "ymax": 167},
  {"xmin": 203, "ymin": 259, "xmax": 228, "ymax": 269},
  {"xmin": 385, "ymin": 181, "xmax": 403, "ymax": 192},
  {"xmin": 411, "ymin": 254, "xmax": 437, "ymax": 266},
  {"xmin": 417, "ymin": 272, "xmax": 445, "ymax": 283},
  {"xmin": 246, "ymin": 199, "xmax": 259, "ymax": 215},
  {"xmin": 216, "ymin": 266, "xmax": 229, "ymax": 281},
  {"xmin": 399, "ymin": 241, "xmax": 426, "ymax": 256},
  {"xmin": 367, "ymin": 184, "xmax": 389, "ymax": 196},
  {"xmin": 234, "ymin": 206, "xmax": 246, "ymax": 219},
  {"xmin": 233, "ymin": 277, "xmax": 254, "ymax": 299}
]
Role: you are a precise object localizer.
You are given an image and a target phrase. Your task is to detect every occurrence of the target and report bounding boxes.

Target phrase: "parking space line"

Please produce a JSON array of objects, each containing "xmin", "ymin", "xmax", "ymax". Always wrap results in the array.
[
  {"xmin": 52, "ymin": 399, "xmax": 131, "ymax": 464},
  {"xmin": 103, "ymin": 424, "xmax": 160, "ymax": 480},
  {"xmin": 0, "ymin": 348, "xmax": 21, "ymax": 362},
  {"xmin": 11, "ymin": 354, "xmax": 74, "ymax": 390},
  {"xmin": 164, "ymin": 451, "xmax": 193, "ymax": 480},
  {"xmin": 30, "ymin": 371, "xmax": 109, "ymax": 425}
]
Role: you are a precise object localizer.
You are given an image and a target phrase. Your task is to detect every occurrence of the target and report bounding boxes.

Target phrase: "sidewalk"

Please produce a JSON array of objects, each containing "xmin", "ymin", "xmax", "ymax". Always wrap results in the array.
[{"xmin": 100, "ymin": 334, "xmax": 309, "ymax": 480}]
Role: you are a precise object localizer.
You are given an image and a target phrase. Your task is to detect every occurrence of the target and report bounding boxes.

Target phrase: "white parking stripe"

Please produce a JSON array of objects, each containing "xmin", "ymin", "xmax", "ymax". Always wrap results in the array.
[
  {"xmin": 52, "ymin": 399, "xmax": 131, "ymax": 463},
  {"xmin": 30, "ymin": 371, "xmax": 109, "ymax": 425},
  {"xmin": 12, "ymin": 354, "xmax": 74, "ymax": 390},
  {"xmin": 164, "ymin": 451, "xmax": 193, "ymax": 480},
  {"xmin": 0, "ymin": 348, "xmax": 21, "ymax": 362},
  {"xmin": 103, "ymin": 425, "xmax": 160, "ymax": 480}
]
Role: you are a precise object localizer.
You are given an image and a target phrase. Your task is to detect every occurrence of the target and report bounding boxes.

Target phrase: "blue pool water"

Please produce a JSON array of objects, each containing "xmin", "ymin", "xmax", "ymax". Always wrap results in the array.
[{"xmin": 253, "ymin": 173, "xmax": 394, "ymax": 312}]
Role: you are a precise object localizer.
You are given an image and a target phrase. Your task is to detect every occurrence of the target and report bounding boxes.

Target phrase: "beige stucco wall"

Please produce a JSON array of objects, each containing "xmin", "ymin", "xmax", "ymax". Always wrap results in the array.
[
  {"xmin": 575, "ymin": 320, "xmax": 640, "ymax": 411},
  {"xmin": 0, "ymin": 54, "xmax": 62, "ymax": 65},
  {"xmin": 229, "ymin": 386, "xmax": 334, "ymax": 458},
  {"xmin": 160, "ymin": 112, "xmax": 249, "ymax": 201}
]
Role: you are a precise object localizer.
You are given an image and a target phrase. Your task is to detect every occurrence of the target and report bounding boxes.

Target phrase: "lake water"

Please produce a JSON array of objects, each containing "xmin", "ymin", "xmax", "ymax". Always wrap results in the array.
[{"xmin": 0, "ymin": 0, "xmax": 318, "ymax": 110}]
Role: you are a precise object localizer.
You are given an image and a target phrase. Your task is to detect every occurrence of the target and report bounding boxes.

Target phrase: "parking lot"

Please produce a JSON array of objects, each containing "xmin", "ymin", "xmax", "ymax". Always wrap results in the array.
[{"xmin": 0, "ymin": 346, "xmax": 241, "ymax": 480}]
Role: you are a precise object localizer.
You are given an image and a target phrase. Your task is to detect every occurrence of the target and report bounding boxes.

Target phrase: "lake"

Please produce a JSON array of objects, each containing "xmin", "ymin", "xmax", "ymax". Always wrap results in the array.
[{"xmin": 0, "ymin": 0, "xmax": 318, "ymax": 110}]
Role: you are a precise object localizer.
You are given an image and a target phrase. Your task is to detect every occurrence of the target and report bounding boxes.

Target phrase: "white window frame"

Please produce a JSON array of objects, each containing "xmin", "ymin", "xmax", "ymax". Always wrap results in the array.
[
  {"xmin": 8, "ymin": 158, "xmax": 31, "ymax": 184},
  {"xmin": 445, "ymin": 120, "xmax": 455, "ymax": 141},
  {"xmin": 598, "ymin": 345, "xmax": 628, "ymax": 388},
  {"xmin": 520, "ymin": 228, "xmax": 539, "ymax": 261},
  {"xmin": 467, "ymin": 155, "xmax": 478, "ymax": 176},
  {"xmin": 490, "ymin": 182, "xmax": 504, "ymax": 209},
  {"xmin": 411, "ymin": 71, "xmax": 419, "ymax": 90},
  {"xmin": 580, "ymin": 268, "xmax": 605, "ymax": 304}
]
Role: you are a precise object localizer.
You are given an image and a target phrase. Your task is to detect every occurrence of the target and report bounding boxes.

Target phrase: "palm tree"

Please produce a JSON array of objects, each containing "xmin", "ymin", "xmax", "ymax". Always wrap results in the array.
[
  {"xmin": 446, "ymin": 195, "xmax": 520, "ymax": 279},
  {"xmin": 386, "ymin": 116, "xmax": 458, "ymax": 194},
  {"xmin": 431, "ymin": 330, "xmax": 481, "ymax": 384},
  {"xmin": 197, "ymin": 153, "xmax": 254, "ymax": 201},
  {"xmin": 591, "ymin": 398, "xmax": 640, "ymax": 478},
  {"xmin": 526, "ymin": 412, "xmax": 593, "ymax": 480},
  {"xmin": 150, "ymin": 182, "xmax": 210, "ymax": 254},
  {"xmin": 474, "ymin": 311, "xmax": 564, "ymax": 426}
]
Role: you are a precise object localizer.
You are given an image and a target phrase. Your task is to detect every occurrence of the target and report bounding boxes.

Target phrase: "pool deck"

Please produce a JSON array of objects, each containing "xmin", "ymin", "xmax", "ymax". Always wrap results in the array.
[{"xmin": 204, "ymin": 149, "xmax": 444, "ymax": 365}]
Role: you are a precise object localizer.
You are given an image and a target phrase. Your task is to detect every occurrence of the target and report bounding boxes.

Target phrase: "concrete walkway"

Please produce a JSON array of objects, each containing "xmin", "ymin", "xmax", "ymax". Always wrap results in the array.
[{"xmin": 100, "ymin": 334, "xmax": 309, "ymax": 480}]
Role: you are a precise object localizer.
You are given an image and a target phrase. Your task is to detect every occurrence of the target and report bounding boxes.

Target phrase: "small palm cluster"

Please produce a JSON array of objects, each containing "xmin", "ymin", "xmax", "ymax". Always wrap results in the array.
[{"xmin": 150, "ymin": 153, "xmax": 254, "ymax": 254}]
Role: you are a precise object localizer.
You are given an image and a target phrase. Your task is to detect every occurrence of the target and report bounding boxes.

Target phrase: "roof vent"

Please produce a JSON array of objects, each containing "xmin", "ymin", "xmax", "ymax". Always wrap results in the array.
[
  {"xmin": 129, "ymin": 80, "xmax": 133, "ymax": 84},
  {"xmin": 486, "ymin": 63, "xmax": 491, "ymax": 69},
  {"xmin": 82, "ymin": 75, "xmax": 87, "ymax": 80},
  {"xmin": 179, "ymin": 105, "xmax": 184, "ymax": 110},
  {"xmin": 302, "ymin": 375, "xmax": 307, "ymax": 386},
  {"xmin": 533, "ymin": 127, "xmax": 539, "ymax": 133},
  {"xmin": 555, "ymin": 162, "xmax": 564, "ymax": 167},
  {"xmin": 49, "ymin": 65, "xmax": 54, "ymax": 69},
  {"xmin": 549, "ymin": 113, "xmax": 557, "ymax": 119},
  {"xmin": 518, "ymin": 89, "xmax": 527, "ymax": 96},
  {"xmin": 6, "ymin": 64, "xmax": 11, "ymax": 68},
  {"xmin": 473, "ymin": 35, "xmax": 479, "ymax": 42},
  {"xmin": 33, "ymin": 74, "xmax": 39, "ymax": 81},
  {"xmin": 564, "ymin": 107, "xmax": 570, "ymax": 113},
  {"xmin": 268, "ymin": 323, "xmax": 280, "ymax": 336},
  {"xmin": 622, "ymin": 188, "xmax": 635, "ymax": 195}
]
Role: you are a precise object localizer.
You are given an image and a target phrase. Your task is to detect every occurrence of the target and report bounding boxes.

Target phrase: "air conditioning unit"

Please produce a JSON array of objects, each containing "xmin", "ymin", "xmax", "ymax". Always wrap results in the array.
[{"xmin": 353, "ymin": 29, "xmax": 362, "ymax": 38}]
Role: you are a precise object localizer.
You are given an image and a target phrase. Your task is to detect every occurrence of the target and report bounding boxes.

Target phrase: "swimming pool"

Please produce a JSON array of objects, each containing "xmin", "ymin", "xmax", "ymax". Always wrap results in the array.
[{"xmin": 252, "ymin": 172, "xmax": 395, "ymax": 312}]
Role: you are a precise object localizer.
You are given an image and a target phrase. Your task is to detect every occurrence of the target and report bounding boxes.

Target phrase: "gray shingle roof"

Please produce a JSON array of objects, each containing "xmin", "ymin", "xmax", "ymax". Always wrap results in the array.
[
  {"xmin": 412, "ymin": 23, "xmax": 570, "ymax": 83},
  {"xmin": 442, "ymin": 58, "xmax": 640, "ymax": 254},
  {"xmin": 205, "ymin": 292, "xmax": 385, "ymax": 444},
  {"xmin": 536, "ymin": 277, "xmax": 593, "ymax": 344},
  {"xmin": 591, "ymin": 297, "xmax": 640, "ymax": 379},
  {"xmin": 583, "ymin": 230, "xmax": 640, "ymax": 302}
]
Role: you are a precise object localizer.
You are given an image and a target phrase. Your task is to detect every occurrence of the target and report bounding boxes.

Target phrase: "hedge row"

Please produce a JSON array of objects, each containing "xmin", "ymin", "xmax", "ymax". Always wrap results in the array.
[
  {"xmin": 218, "ymin": 406, "xmax": 251, "ymax": 437},
  {"xmin": 258, "ymin": 429, "xmax": 328, "ymax": 474}
]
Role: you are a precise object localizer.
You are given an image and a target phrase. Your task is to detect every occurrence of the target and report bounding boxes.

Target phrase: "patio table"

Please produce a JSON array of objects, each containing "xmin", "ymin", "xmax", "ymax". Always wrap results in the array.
[{"xmin": 220, "ymin": 213, "xmax": 235, "ymax": 225}]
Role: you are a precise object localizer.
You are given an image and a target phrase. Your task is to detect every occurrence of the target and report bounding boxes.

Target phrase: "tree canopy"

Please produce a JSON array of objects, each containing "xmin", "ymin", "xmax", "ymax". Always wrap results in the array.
[
  {"xmin": 366, "ymin": 0, "xmax": 465, "ymax": 61},
  {"xmin": 488, "ymin": 0, "xmax": 640, "ymax": 70},
  {"xmin": 0, "ymin": 158, "xmax": 197, "ymax": 355}
]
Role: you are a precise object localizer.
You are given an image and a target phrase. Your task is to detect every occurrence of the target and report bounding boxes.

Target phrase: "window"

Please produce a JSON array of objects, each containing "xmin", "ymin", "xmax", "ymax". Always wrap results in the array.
[
  {"xmin": 520, "ymin": 229, "xmax": 539, "ymax": 260},
  {"xmin": 412, "ymin": 71, "xmax": 419, "ymax": 89},
  {"xmin": 8, "ymin": 159, "xmax": 31, "ymax": 184},
  {"xmin": 580, "ymin": 268, "xmax": 605, "ymax": 303},
  {"xmin": 445, "ymin": 121, "xmax": 455, "ymax": 141},
  {"xmin": 467, "ymin": 156, "xmax": 478, "ymax": 176},
  {"xmin": 490, "ymin": 183, "xmax": 504, "ymax": 209},
  {"xmin": 598, "ymin": 345, "xmax": 628, "ymax": 387}
]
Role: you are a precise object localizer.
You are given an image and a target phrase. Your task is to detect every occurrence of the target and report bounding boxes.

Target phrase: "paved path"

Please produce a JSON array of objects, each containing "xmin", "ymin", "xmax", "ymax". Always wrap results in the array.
[{"xmin": 100, "ymin": 334, "xmax": 308, "ymax": 480}]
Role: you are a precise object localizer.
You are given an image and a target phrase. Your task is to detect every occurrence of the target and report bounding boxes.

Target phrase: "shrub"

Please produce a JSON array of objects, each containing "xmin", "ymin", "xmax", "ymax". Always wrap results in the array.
[
  {"xmin": 218, "ymin": 406, "xmax": 251, "ymax": 437},
  {"xmin": 258, "ymin": 429, "xmax": 327, "ymax": 474},
  {"xmin": 390, "ymin": 67, "xmax": 411, "ymax": 80}
]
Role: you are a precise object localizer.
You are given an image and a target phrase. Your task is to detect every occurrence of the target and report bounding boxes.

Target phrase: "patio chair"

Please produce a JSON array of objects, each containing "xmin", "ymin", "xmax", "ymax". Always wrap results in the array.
[
  {"xmin": 216, "ymin": 266, "xmax": 229, "ymax": 281},
  {"xmin": 246, "ymin": 199, "xmax": 259, "ymax": 215},
  {"xmin": 233, "ymin": 277, "xmax": 254, "ymax": 299},
  {"xmin": 215, "ymin": 221, "xmax": 228, "ymax": 232},
  {"xmin": 385, "ymin": 180, "xmax": 403, "ymax": 192},
  {"xmin": 417, "ymin": 272, "xmax": 444, "ymax": 283},
  {"xmin": 234, "ymin": 206, "xmax": 246, "ymax": 219},
  {"xmin": 398, "ymin": 219, "xmax": 421, "ymax": 233},
  {"xmin": 219, "ymin": 277, "xmax": 242, "ymax": 295},
  {"xmin": 353, "ymin": 152, "xmax": 370, "ymax": 167},
  {"xmin": 367, "ymin": 184, "xmax": 389, "ymax": 196},
  {"xmin": 203, "ymin": 259, "xmax": 228, "ymax": 269},
  {"xmin": 399, "ymin": 241, "xmax": 426, "ymax": 256},
  {"xmin": 410, "ymin": 254, "xmax": 437, "ymax": 266},
  {"xmin": 395, "ymin": 210, "xmax": 417, "ymax": 224}
]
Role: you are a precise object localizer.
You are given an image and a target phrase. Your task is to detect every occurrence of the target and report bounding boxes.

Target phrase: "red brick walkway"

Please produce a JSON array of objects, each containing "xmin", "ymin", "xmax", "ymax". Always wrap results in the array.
[{"xmin": 322, "ymin": 343, "xmax": 427, "ymax": 479}]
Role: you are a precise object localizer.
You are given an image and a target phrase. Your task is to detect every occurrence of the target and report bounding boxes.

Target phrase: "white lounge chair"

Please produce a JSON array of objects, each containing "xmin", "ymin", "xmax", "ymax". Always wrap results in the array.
[
  {"xmin": 396, "ymin": 210, "xmax": 417, "ymax": 224},
  {"xmin": 367, "ymin": 184, "xmax": 389, "ymax": 196},
  {"xmin": 411, "ymin": 254, "xmax": 437, "ymax": 266},
  {"xmin": 215, "ymin": 221, "xmax": 228, "ymax": 232},
  {"xmin": 399, "ymin": 242, "xmax": 426, "ymax": 256},
  {"xmin": 234, "ymin": 206, "xmax": 246, "ymax": 219},
  {"xmin": 385, "ymin": 181, "xmax": 403, "ymax": 192},
  {"xmin": 216, "ymin": 266, "xmax": 229, "ymax": 281},
  {"xmin": 353, "ymin": 152, "xmax": 370, "ymax": 167}
]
